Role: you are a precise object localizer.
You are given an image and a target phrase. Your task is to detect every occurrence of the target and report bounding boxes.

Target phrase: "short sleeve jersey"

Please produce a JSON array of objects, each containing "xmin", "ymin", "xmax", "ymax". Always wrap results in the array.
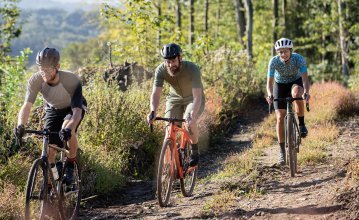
[
  {"xmin": 25, "ymin": 70, "xmax": 86, "ymax": 109},
  {"xmin": 154, "ymin": 60, "xmax": 204, "ymax": 101},
  {"xmin": 267, "ymin": 53, "xmax": 308, "ymax": 83}
]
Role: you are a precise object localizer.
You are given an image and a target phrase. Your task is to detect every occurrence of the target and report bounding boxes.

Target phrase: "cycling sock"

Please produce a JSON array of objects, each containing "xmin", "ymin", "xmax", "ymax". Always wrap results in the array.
[
  {"xmin": 191, "ymin": 144, "xmax": 198, "ymax": 151},
  {"xmin": 298, "ymin": 116, "xmax": 305, "ymax": 126}
]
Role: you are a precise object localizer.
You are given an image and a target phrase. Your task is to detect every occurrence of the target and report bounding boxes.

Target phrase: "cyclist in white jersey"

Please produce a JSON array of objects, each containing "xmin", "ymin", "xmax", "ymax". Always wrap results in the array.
[{"xmin": 266, "ymin": 38, "xmax": 311, "ymax": 165}]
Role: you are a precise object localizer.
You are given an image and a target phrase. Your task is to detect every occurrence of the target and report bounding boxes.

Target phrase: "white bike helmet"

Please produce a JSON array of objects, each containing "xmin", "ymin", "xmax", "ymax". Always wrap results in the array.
[{"xmin": 274, "ymin": 38, "xmax": 293, "ymax": 50}]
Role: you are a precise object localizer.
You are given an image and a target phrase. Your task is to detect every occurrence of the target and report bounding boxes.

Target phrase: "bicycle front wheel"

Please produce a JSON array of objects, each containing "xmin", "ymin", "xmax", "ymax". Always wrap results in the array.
[
  {"xmin": 180, "ymin": 141, "xmax": 197, "ymax": 197},
  {"xmin": 25, "ymin": 158, "xmax": 48, "ymax": 220},
  {"xmin": 59, "ymin": 159, "xmax": 81, "ymax": 220},
  {"xmin": 157, "ymin": 138, "xmax": 175, "ymax": 207},
  {"xmin": 286, "ymin": 116, "xmax": 297, "ymax": 177}
]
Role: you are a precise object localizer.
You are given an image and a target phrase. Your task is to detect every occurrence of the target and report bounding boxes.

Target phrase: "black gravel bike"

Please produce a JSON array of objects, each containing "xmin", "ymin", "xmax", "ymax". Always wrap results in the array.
[
  {"xmin": 18, "ymin": 129, "xmax": 81, "ymax": 220},
  {"xmin": 272, "ymin": 97, "xmax": 309, "ymax": 177}
]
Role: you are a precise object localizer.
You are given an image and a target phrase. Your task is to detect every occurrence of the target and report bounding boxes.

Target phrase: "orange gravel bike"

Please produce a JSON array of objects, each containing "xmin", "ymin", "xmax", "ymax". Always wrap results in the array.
[{"xmin": 150, "ymin": 116, "xmax": 198, "ymax": 207}]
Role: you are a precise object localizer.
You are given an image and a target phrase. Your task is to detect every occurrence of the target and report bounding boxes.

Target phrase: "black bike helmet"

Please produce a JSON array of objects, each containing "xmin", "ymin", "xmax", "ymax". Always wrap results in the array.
[
  {"xmin": 160, "ymin": 43, "xmax": 182, "ymax": 59},
  {"xmin": 36, "ymin": 47, "xmax": 60, "ymax": 67}
]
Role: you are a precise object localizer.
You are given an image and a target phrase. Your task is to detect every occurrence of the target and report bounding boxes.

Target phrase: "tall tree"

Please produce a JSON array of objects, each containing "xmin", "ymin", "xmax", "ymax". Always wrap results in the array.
[
  {"xmin": 215, "ymin": 0, "xmax": 221, "ymax": 39},
  {"xmin": 155, "ymin": 2, "xmax": 161, "ymax": 48},
  {"xmin": 282, "ymin": 0, "xmax": 287, "ymax": 36},
  {"xmin": 338, "ymin": 0, "xmax": 349, "ymax": 82},
  {"xmin": 272, "ymin": 0, "xmax": 279, "ymax": 56},
  {"xmin": 204, "ymin": 0, "xmax": 209, "ymax": 34},
  {"xmin": 0, "ymin": 0, "xmax": 21, "ymax": 57},
  {"xmin": 189, "ymin": 0, "xmax": 195, "ymax": 46},
  {"xmin": 176, "ymin": 0, "xmax": 181, "ymax": 30},
  {"xmin": 243, "ymin": 0, "xmax": 253, "ymax": 59},
  {"xmin": 234, "ymin": 0, "xmax": 246, "ymax": 47}
]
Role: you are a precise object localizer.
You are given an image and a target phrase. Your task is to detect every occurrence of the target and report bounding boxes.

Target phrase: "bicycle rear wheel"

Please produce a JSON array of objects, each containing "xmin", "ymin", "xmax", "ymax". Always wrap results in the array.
[
  {"xmin": 286, "ymin": 116, "xmax": 297, "ymax": 177},
  {"xmin": 180, "ymin": 141, "xmax": 197, "ymax": 197},
  {"xmin": 157, "ymin": 138, "xmax": 175, "ymax": 207},
  {"xmin": 59, "ymin": 159, "xmax": 81, "ymax": 220},
  {"xmin": 25, "ymin": 158, "xmax": 49, "ymax": 220}
]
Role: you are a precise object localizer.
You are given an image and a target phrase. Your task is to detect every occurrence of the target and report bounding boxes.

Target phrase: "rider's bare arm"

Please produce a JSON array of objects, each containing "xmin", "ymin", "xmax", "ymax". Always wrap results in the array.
[
  {"xmin": 266, "ymin": 77, "xmax": 274, "ymax": 96},
  {"xmin": 150, "ymin": 86, "xmax": 163, "ymax": 113},
  {"xmin": 266, "ymin": 77, "xmax": 274, "ymax": 104},
  {"xmin": 301, "ymin": 72, "xmax": 310, "ymax": 94},
  {"xmin": 17, "ymin": 102, "xmax": 33, "ymax": 126},
  {"xmin": 191, "ymin": 88, "xmax": 202, "ymax": 120}
]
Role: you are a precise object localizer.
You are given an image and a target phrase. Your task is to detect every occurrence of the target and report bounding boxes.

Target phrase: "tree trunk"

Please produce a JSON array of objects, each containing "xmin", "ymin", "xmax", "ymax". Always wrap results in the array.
[
  {"xmin": 215, "ymin": 0, "xmax": 221, "ymax": 39},
  {"xmin": 189, "ymin": 0, "xmax": 195, "ymax": 46},
  {"xmin": 204, "ymin": 0, "xmax": 209, "ymax": 34},
  {"xmin": 338, "ymin": 0, "xmax": 349, "ymax": 83},
  {"xmin": 234, "ymin": 0, "xmax": 246, "ymax": 47},
  {"xmin": 244, "ymin": 0, "xmax": 253, "ymax": 59},
  {"xmin": 156, "ymin": 3, "xmax": 161, "ymax": 48},
  {"xmin": 176, "ymin": 0, "xmax": 181, "ymax": 30},
  {"xmin": 282, "ymin": 0, "xmax": 287, "ymax": 36},
  {"xmin": 272, "ymin": 0, "xmax": 279, "ymax": 56}
]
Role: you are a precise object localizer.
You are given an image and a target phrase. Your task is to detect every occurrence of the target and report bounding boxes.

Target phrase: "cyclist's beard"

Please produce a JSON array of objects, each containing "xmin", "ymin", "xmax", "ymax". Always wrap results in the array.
[{"xmin": 167, "ymin": 63, "xmax": 181, "ymax": 76}]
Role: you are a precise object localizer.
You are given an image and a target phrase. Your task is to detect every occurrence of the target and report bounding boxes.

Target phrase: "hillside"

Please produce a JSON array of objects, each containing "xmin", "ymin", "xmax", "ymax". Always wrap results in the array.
[{"xmin": 10, "ymin": 8, "xmax": 101, "ymax": 65}]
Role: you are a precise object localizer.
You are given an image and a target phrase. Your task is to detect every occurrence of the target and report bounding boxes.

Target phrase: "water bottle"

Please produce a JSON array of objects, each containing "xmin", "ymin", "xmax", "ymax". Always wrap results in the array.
[{"xmin": 51, "ymin": 163, "xmax": 59, "ymax": 180}]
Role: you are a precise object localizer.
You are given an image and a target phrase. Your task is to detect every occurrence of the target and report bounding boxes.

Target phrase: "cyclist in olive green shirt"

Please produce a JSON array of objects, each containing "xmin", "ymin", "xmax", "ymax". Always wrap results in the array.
[{"xmin": 147, "ymin": 43, "xmax": 205, "ymax": 167}]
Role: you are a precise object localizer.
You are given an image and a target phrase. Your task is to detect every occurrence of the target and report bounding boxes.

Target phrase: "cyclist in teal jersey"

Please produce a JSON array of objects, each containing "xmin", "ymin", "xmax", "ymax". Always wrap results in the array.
[{"xmin": 266, "ymin": 38, "xmax": 311, "ymax": 165}]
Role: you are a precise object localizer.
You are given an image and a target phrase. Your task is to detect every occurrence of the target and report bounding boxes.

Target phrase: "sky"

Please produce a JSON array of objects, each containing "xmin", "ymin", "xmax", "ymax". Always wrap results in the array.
[{"xmin": 18, "ymin": 0, "xmax": 121, "ymax": 11}]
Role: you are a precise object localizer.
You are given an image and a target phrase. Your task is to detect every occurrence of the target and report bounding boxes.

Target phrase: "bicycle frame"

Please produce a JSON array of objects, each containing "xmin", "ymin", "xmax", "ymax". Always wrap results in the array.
[
  {"xmin": 283, "ymin": 100, "xmax": 301, "ymax": 149},
  {"xmin": 26, "ymin": 130, "xmax": 69, "ymax": 192},
  {"xmin": 165, "ymin": 122, "xmax": 194, "ymax": 179}
]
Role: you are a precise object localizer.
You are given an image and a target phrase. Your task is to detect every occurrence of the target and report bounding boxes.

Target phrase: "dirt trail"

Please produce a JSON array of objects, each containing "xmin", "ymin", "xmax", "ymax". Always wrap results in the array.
[{"xmin": 79, "ymin": 104, "xmax": 358, "ymax": 219}]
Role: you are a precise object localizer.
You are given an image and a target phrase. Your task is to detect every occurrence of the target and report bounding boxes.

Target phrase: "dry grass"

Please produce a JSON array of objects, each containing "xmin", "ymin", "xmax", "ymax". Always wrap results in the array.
[
  {"xmin": 308, "ymin": 82, "xmax": 357, "ymax": 123},
  {"xmin": 202, "ymin": 190, "xmax": 236, "ymax": 216},
  {"xmin": 0, "ymin": 183, "xmax": 24, "ymax": 219},
  {"xmin": 347, "ymin": 159, "xmax": 359, "ymax": 185},
  {"xmin": 202, "ymin": 82, "xmax": 357, "ymax": 210}
]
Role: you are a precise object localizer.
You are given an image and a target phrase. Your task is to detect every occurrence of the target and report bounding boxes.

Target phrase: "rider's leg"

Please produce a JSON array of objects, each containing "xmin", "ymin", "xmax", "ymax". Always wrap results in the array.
[
  {"xmin": 62, "ymin": 119, "xmax": 78, "ymax": 159},
  {"xmin": 276, "ymin": 109, "xmax": 287, "ymax": 165},
  {"xmin": 61, "ymin": 110, "xmax": 84, "ymax": 185},
  {"xmin": 184, "ymin": 102, "xmax": 204, "ymax": 167},
  {"xmin": 274, "ymin": 80, "xmax": 290, "ymax": 165},
  {"xmin": 292, "ymin": 85, "xmax": 304, "ymax": 117},
  {"xmin": 292, "ymin": 83, "xmax": 308, "ymax": 137}
]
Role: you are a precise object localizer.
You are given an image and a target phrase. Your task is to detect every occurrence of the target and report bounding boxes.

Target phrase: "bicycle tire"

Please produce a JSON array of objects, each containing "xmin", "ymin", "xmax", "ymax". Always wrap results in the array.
[
  {"xmin": 287, "ymin": 116, "xmax": 297, "ymax": 177},
  {"xmin": 293, "ymin": 120, "xmax": 299, "ymax": 172},
  {"xmin": 25, "ymin": 158, "xmax": 48, "ymax": 220},
  {"xmin": 59, "ymin": 158, "xmax": 81, "ymax": 220},
  {"xmin": 157, "ymin": 138, "xmax": 175, "ymax": 207},
  {"xmin": 180, "ymin": 141, "xmax": 197, "ymax": 197}
]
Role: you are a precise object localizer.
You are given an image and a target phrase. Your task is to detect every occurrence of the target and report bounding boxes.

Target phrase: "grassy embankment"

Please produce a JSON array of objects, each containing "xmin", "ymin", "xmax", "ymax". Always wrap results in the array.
[{"xmin": 201, "ymin": 81, "xmax": 359, "ymax": 216}]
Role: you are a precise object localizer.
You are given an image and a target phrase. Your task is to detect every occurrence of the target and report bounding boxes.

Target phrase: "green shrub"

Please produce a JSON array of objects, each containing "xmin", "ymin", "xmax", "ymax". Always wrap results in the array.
[{"xmin": 79, "ymin": 72, "xmax": 160, "ymax": 194}]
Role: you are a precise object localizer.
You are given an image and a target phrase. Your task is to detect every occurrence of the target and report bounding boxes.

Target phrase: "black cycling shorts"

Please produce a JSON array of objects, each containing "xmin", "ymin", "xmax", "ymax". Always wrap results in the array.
[
  {"xmin": 273, "ymin": 77, "xmax": 303, "ymax": 110},
  {"xmin": 44, "ymin": 106, "xmax": 85, "ymax": 148}
]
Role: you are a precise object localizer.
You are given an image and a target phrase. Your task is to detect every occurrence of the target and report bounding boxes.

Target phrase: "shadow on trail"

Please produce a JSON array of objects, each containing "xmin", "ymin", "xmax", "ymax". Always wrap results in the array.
[
  {"xmin": 259, "ymin": 165, "xmax": 347, "ymax": 194},
  {"xmin": 242, "ymin": 204, "xmax": 342, "ymax": 217}
]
